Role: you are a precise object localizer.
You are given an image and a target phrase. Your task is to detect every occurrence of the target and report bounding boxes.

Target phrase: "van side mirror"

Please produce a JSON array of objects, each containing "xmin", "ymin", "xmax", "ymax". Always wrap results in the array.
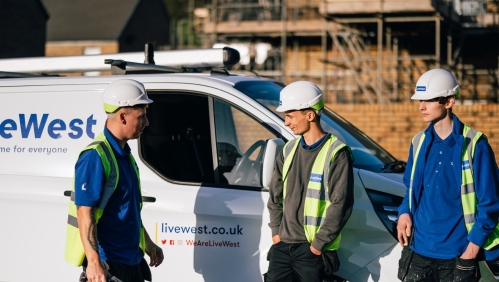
[{"xmin": 261, "ymin": 138, "xmax": 285, "ymax": 189}]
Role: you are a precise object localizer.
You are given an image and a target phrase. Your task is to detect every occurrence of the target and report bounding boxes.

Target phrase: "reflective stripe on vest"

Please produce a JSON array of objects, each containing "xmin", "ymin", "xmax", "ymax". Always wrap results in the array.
[
  {"xmin": 65, "ymin": 132, "xmax": 145, "ymax": 266},
  {"xmin": 282, "ymin": 135, "xmax": 347, "ymax": 251},
  {"xmin": 410, "ymin": 125, "xmax": 499, "ymax": 250}
]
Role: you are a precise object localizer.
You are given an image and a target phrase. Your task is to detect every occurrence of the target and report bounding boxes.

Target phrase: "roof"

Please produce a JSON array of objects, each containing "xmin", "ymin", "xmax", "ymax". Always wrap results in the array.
[
  {"xmin": 35, "ymin": 0, "xmax": 50, "ymax": 20},
  {"xmin": 42, "ymin": 0, "xmax": 140, "ymax": 41}
]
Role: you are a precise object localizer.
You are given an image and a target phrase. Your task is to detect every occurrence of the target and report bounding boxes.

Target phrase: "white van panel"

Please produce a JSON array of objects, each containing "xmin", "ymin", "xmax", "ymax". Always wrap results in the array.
[{"xmin": 0, "ymin": 75, "xmax": 408, "ymax": 281}]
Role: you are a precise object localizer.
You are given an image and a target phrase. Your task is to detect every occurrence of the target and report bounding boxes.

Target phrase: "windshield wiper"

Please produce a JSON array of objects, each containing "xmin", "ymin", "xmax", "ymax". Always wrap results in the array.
[{"xmin": 381, "ymin": 160, "xmax": 406, "ymax": 173}]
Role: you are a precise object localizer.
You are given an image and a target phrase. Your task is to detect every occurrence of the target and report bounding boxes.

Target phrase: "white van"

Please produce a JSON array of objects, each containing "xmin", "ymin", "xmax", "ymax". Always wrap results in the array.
[{"xmin": 0, "ymin": 48, "xmax": 484, "ymax": 282}]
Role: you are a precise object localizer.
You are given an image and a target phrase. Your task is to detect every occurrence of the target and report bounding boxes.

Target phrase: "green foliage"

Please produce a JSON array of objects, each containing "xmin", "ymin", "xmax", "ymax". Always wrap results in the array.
[
  {"xmin": 163, "ymin": 0, "xmax": 207, "ymax": 20},
  {"xmin": 162, "ymin": 0, "xmax": 188, "ymax": 20}
]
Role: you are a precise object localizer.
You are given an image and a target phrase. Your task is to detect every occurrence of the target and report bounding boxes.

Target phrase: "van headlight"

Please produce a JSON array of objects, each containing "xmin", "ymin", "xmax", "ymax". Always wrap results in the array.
[{"xmin": 365, "ymin": 188, "xmax": 403, "ymax": 241}]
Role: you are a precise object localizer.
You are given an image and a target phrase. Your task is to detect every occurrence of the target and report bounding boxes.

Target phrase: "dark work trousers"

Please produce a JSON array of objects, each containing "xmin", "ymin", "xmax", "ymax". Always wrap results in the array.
[
  {"xmin": 266, "ymin": 241, "xmax": 324, "ymax": 282},
  {"xmin": 105, "ymin": 261, "xmax": 144, "ymax": 282},
  {"xmin": 403, "ymin": 252, "xmax": 480, "ymax": 282},
  {"xmin": 81, "ymin": 258, "xmax": 151, "ymax": 282}
]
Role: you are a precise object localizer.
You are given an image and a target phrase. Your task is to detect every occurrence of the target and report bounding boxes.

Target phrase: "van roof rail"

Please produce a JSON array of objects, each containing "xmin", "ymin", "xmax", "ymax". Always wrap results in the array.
[
  {"xmin": 0, "ymin": 44, "xmax": 240, "ymax": 75},
  {"xmin": 104, "ymin": 43, "xmax": 210, "ymax": 75},
  {"xmin": 0, "ymin": 71, "xmax": 57, "ymax": 79}
]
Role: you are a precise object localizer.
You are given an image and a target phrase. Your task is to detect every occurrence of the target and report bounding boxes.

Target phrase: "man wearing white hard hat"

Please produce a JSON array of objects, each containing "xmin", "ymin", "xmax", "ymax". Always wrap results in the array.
[
  {"xmin": 266, "ymin": 81, "xmax": 354, "ymax": 281},
  {"xmin": 65, "ymin": 79, "xmax": 164, "ymax": 282},
  {"xmin": 397, "ymin": 69, "xmax": 499, "ymax": 281}
]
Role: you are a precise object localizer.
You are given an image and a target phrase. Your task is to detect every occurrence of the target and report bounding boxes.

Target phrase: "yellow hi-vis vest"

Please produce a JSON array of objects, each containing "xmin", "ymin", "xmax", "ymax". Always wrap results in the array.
[
  {"xmin": 65, "ymin": 132, "xmax": 145, "ymax": 266},
  {"xmin": 282, "ymin": 135, "xmax": 348, "ymax": 251},
  {"xmin": 410, "ymin": 125, "xmax": 499, "ymax": 250}
]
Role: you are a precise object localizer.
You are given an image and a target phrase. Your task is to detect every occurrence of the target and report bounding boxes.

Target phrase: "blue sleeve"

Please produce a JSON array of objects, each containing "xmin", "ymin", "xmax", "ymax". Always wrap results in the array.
[
  {"xmin": 398, "ymin": 143, "xmax": 413, "ymax": 216},
  {"xmin": 467, "ymin": 138, "xmax": 499, "ymax": 247},
  {"xmin": 74, "ymin": 150, "xmax": 106, "ymax": 207}
]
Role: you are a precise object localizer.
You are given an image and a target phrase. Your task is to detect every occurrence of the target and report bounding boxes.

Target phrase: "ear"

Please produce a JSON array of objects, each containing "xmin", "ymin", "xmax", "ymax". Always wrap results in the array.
[
  {"xmin": 445, "ymin": 97, "xmax": 455, "ymax": 109},
  {"xmin": 120, "ymin": 111, "xmax": 126, "ymax": 124},
  {"xmin": 307, "ymin": 110, "xmax": 316, "ymax": 122}
]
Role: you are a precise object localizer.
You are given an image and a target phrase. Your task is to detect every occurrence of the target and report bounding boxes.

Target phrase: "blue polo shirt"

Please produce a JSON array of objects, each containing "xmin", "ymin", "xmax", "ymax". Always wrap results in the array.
[
  {"xmin": 301, "ymin": 134, "xmax": 328, "ymax": 150},
  {"xmin": 412, "ymin": 128, "xmax": 468, "ymax": 259},
  {"xmin": 74, "ymin": 127, "xmax": 143, "ymax": 265}
]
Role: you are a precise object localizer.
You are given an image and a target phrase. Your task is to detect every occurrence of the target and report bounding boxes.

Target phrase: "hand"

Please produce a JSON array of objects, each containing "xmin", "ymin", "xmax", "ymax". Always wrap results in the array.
[
  {"xmin": 85, "ymin": 260, "xmax": 107, "ymax": 282},
  {"xmin": 460, "ymin": 242, "xmax": 480, "ymax": 259},
  {"xmin": 310, "ymin": 245, "xmax": 322, "ymax": 256},
  {"xmin": 145, "ymin": 240, "xmax": 164, "ymax": 267},
  {"xmin": 272, "ymin": 235, "xmax": 281, "ymax": 244},
  {"xmin": 397, "ymin": 213, "xmax": 413, "ymax": 247}
]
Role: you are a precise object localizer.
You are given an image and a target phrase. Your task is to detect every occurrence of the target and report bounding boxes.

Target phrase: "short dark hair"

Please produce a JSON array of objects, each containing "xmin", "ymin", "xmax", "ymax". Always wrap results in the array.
[
  {"xmin": 421, "ymin": 95, "xmax": 455, "ymax": 105},
  {"xmin": 300, "ymin": 108, "xmax": 321, "ymax": 121}
]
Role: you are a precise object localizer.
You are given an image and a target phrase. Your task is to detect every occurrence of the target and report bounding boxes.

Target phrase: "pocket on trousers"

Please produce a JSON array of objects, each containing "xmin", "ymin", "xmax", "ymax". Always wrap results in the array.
[
  {"xmin": 139, "ymin": 258, "xmax": 152, "ymax": 281},
  {"xmin": 322, "ymin": 250, "xmax": 340, "ymax": 276},
  {"xmin": 267, "ymin": 241, "xmax": 282, "ymax": 261},
  {"xmin": 397, "ymin": 246, "xmax": 413, "ymax": 281},
  {"xmin": 454, "ymin": 257, "xmax": 480, "ymax": 282}
]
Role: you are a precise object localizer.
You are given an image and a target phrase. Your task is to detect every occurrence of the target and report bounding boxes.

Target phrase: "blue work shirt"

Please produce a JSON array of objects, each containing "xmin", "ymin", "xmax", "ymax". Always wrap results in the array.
[
  {"xmin": 412, "ymin": 128, "xmax": 468, "ymax": 259},
  {"xmin": 301, "ymin": 134, "xmax": 328, "ymax": 150},
  {"xmin": 399, "ymin": 114, "xmax": 499, "ymax": 261},
  {"xmin": 74, "ymin": 127, "xmax": 143, "ymax": 265}
]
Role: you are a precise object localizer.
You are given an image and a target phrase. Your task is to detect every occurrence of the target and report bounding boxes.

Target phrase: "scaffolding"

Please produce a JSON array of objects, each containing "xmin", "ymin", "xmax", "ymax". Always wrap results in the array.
[{"xmin": 198, "ymin": 0, "xmax": 499, "ymax": 103}]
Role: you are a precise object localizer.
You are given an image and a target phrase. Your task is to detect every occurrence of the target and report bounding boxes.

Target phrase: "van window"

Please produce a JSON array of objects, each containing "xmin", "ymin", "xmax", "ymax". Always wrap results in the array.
[
  {"xmin": 214, "ymin": 98, "xmax": 280, "ymax": 187},
  {"xmin": 140, "ymin": 92, "xmax": 215, "ymax": 183},
  {"xmin": 140, "ymin": 92, "xmax": 281, "ymax": 188}
]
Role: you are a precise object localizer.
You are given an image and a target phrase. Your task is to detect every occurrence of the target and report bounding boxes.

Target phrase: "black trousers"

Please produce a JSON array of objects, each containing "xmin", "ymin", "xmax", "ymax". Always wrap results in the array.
[
  {"xmin": 402, "ymin": 252, "xmax": 480, "ymax": 282},
  {"xmin": 81, "ymin": 258, "xmax": 151, "ymax": 282},
  {"xmin": 105, "ymin": 261, "xmax": 144, "ymax": 282},
  {"xmin": 266, "ymin": 241, "xmax": 324, "ymax": 282}
]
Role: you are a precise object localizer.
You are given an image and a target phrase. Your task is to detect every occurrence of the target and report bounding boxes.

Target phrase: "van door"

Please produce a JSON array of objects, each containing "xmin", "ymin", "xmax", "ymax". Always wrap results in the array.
[{"xmin": 134, "ymin": 85, "xmax": 284, "ymax": 281}]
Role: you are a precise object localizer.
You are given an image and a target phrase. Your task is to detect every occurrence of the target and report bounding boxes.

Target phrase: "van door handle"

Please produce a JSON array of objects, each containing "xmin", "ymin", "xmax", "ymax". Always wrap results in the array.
[
  {"xmin": 64, "ymin": 190, "xmax": 72, "ymax": 197},
  {"xmin": 142, "ymin": 196, "xmax": 156, "ymax": 203}
]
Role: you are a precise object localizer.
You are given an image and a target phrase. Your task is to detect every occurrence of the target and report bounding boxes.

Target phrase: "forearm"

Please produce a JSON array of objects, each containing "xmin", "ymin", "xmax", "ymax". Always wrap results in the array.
[
  {"xmin": 141, "ymin": 222, "xmax": 164, "ymax": 267},
  {"xmin": 76, "ymin": 206, "xmax": 101, "ymax": 264},
  {"xmin": 267, "ymin": 154, "xmax": 284, "ymax": 236},
  {"xmin": 267, "ymin": 176, "xmax": 284, "ymax": 236},
  {"xmin": 398, "ymin": 186, "xmax": 411, "ymax": 216},
  {"xmin": 468, "ymin": 140, "xmax": 499, "ymax": 247},
  {"xmin": 399, "ymin": 145, "xmax": 413, "ymax": 216},
  {"xmin": 142, "ymin": 223, "xmax": 154, "ymax": 245},
  {"xmin": 267, "ymin": 203, "xmax": 283, "ymax": 236}
]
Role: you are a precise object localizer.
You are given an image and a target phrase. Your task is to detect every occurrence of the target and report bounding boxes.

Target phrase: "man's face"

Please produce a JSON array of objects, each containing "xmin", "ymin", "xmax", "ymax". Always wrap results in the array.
[
  {"xmin": 419, "ymin": 97, "xmax": 454, "ymax": 123},
  {"xmin": 122, "ymin": 106, "xmax": 149, "ymax": 139},
  {"xmin": 284, "ymin": 109, "xmax": 313, "ymax": 135}
]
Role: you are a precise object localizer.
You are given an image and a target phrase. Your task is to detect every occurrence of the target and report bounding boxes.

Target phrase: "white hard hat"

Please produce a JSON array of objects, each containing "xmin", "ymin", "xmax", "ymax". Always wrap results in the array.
[
  {"xmin": 411, "ymin": 69, "xmax": 460, "ymax": 100},
  {"xmin": 103, "ymin": 79, "xmax": 153, "ymax": 113},
  {"xmin": 276, "ymin": 81, "xmax": 324, "ymax": 112}
]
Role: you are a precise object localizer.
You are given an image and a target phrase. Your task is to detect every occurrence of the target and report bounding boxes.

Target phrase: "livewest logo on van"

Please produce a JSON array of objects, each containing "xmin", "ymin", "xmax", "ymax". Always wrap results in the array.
[{"xmin": 0, "ymin": 114, "xmax": 97, "ymax": 139}]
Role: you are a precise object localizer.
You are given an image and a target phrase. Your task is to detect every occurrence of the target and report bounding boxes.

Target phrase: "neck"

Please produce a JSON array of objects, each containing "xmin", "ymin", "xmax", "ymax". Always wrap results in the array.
[
  {"xmin": 302, "ymin": 126, "xmax": 326, "ymax": 146},
  {"xmin": 105, "ymin": 122, "xmax": 128, "ymax": 149},
  {"xmin": 433, "ymin": 112, "xmax": 454, "ymax": 140}
]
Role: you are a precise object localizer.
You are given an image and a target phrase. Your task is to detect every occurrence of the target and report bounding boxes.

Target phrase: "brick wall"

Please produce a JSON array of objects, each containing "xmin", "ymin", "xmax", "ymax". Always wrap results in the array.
[
  {"xmin": 231, "ymin": 107, "xmax": 276, "ymax": 156},
  {"xmin": 45, "ymin": 41, "xmax": 119, "ymax": 76},
  {"xmin": 46, "ymin": 41, "xmax": 118, "ymax": 56},
  {"xmin": 326, "ymin": 102, "xmax": 499, "ymax": 165}
]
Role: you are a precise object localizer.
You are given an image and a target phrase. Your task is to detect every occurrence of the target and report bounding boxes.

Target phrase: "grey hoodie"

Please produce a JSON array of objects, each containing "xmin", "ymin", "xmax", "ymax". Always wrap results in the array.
[{"xmin": 267, "ymin": 133, "xmax": 354, "ymax": 251}]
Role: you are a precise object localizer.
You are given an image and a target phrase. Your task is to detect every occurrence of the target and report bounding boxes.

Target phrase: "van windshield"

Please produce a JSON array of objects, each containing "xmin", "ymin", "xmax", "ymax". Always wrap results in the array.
[{"xmin": 234, "ymin": 81, "xmax": 404, "ymax": 173}]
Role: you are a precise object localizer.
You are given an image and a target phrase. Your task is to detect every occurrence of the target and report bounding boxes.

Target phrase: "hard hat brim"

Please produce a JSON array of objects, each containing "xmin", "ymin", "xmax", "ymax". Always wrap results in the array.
[
  {"xmin": 411, "ymin": 92, "xmax": 428, "ymax": 100},
  {"xmin": 129, "ymin": 97, "xmax": 154, "ymax": 105},
  {"xmin": 103, "ymin": 97, "xmax": 153, "ymax": 113},
  {"xmin": 276, "ymin": 105, "xmax": 289, "ymax": 112}
]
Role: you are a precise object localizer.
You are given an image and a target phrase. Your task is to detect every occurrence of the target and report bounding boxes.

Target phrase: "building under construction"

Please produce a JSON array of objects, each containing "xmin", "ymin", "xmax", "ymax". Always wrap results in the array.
[{"xmin": 195, "ymin": 0, "xmax": 499, "ymax": 104}]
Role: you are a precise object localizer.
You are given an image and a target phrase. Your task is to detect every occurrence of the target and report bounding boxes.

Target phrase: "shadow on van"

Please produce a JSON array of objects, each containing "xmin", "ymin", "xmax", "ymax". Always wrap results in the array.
[{"xmin": 193, "ymin": 186, "xmax": 264, "ymax": 282}]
